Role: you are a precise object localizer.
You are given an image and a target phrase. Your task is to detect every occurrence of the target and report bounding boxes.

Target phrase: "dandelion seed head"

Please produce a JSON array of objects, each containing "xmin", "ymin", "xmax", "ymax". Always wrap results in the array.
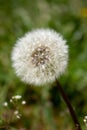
[
  {"xmin": 12, "ymin": 29, "xmax": 68, "ymax": 86},
  {"xmin": 31, "ymin": 46, "xmax": 50, "ymax": 67}
]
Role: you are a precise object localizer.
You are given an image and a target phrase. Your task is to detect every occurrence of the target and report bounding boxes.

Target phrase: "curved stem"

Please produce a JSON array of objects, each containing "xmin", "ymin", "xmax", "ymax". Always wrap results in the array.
[{"xmin": 55, "ymin": 79, "xmax": 82, "ymax": 130}]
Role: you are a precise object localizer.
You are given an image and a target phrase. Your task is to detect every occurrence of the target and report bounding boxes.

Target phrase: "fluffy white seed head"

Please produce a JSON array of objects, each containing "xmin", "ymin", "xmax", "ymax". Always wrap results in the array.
[{"xmin": 12, "ymin": 29, "xmax": 68, "ymax": 86}]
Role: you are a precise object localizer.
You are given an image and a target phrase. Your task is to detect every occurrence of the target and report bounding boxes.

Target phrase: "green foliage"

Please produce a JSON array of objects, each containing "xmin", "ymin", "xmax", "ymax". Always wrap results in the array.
[{"xmin": 0, "ymin": 0, "xmax": 87, "ymax": 129}]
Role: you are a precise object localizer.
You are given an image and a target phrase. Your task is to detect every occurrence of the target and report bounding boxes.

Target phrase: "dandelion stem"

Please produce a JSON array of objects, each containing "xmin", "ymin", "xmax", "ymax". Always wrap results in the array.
[{"xmin": 56, "ymin": 79, "xmax": 82, "ymax": 130}]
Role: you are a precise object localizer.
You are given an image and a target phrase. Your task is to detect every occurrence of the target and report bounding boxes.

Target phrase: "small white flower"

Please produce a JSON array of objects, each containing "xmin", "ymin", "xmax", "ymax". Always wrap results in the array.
[
  {"xmin": 3, "ymin": 102, "xmax": 8, "ymax": 107},
  {"xmin": 12, "ymin": 95, "xmax": 22, "ymax": 99},
  {"xmin": 22, "ymin": 100, "xmax": 26, "ymax": 105},
  {"xmin": 16, "ymin": 115, "xmax": 21, "ymax": 119},
  {"xmin": 85, "ymin": 116, "xmax": 87, "ymax": 119},
  {"xmin": 14, "ymin": 110, "xmax": 19, "ymax": 115},
  {"xmin": 12, "ymin": 29, "xmax": 68, "ymax": 86},
  {"xmin": 84, "ymin": 116, "xmax": 87, "ymax": 126},
  {"xmin": 84, "ymin": 119, "xmax": 86, "ymax": 122},
  {"xmin": 10, "ymin": 99, "xmax": 13, "ymax": 102},
  {"xmin": 14, "ymin": 110, "xmax": 21, "ymax": 119}
]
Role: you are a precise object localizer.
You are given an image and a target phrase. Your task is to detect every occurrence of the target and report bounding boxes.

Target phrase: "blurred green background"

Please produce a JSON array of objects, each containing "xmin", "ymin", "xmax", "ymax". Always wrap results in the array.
[{"xmin": 0, "ymin": 0, "xmax": 87, "ymax": 130}]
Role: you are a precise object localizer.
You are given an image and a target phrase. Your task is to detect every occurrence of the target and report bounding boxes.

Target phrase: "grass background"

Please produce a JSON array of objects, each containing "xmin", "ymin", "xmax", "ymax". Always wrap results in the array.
[{"xmin": 0, "ymin": 0, "xmax": 87, "ymax": 129}]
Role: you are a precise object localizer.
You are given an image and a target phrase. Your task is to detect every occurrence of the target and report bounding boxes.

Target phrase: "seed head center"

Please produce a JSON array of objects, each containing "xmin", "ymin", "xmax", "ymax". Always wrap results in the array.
[{"xmin": 31, "ymin": 46, "xmax": 50, "ymax": 67}]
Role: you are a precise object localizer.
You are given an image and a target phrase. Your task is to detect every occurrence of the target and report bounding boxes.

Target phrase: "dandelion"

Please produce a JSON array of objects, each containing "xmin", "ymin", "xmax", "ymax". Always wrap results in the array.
[{"xmin": 12, "ymin": 29, "xmax": 68, "ymax": 86}]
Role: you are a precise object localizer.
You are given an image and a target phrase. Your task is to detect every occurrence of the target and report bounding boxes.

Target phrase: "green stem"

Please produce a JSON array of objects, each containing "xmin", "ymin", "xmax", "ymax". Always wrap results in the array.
[{"xmin": 56, "ymin": 79, "xmax": 82, "ymax": 130}]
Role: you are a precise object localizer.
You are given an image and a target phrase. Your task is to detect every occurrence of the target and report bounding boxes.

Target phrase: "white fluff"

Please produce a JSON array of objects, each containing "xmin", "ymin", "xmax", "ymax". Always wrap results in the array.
[{"xmin": 11, "ymin": 29, "xmax": 68, "ymax": 86}]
